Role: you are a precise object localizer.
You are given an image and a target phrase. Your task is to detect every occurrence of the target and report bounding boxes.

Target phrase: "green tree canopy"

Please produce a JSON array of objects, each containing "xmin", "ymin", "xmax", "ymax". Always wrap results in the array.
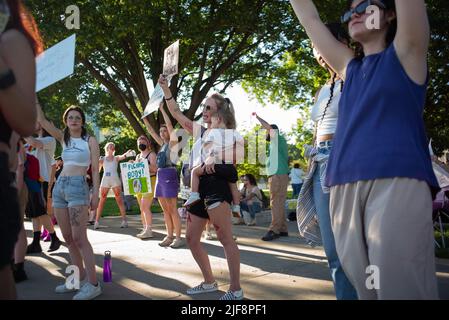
[{"xmin": 29, "ymin": 0, "xmax": 302, "ymax": 141}]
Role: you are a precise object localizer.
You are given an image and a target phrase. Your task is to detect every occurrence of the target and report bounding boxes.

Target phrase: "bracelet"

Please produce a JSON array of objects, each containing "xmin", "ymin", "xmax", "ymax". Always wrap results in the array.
[{"xmin": 164, "ymin": 96, "xmax": 173, "ymax": 101}]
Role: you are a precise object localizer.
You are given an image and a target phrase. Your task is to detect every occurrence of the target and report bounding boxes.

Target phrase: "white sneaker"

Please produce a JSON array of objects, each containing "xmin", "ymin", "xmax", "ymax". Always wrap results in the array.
[
  {"xmin": 219, "ymin": 289, "xmax": 244, "ymax": 300},
  {"xmin": 186, "ymin": 281, "xmax": 218, "ymax": 295},
  {"xmin": 94, "ymin": 221, "xmax": 100, "ymax": 230},
  {"xmin": 204, "ymin": 232, "xmax": 215, "ymax": 240},
  {"xmin": 137, "ymin": 227, "xmax": 153, "ymax": 239},
  {"xmin": 170, "ymin": 237, "xmax": 185, "ymax": 248},
  {"xmin": 184, "ymin": 192, "xmax": 201, "ymax": 207},
  {"xmin": 55, "ymin": 278, "xmax": 87, "ymax": 293},
  {"xmin": 120, "ymin": 220, "xmax": 128, "ymax": 228},
  {"xmin": 73, "ymin": 282, "xmax": 102, "ymax": 300}
]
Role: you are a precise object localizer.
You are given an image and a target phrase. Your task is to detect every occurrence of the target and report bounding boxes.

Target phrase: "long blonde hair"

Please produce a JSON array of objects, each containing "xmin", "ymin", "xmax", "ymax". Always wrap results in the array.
[{"xmin": 210, "ymin": 93, "xmax": 236, "ymax": 130}]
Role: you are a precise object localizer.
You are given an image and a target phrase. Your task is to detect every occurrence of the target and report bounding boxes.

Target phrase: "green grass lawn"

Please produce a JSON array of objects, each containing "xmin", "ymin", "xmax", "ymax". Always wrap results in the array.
[{"xmin": 102, "ymin": 197, "xmax": 163, "ymax": 216}]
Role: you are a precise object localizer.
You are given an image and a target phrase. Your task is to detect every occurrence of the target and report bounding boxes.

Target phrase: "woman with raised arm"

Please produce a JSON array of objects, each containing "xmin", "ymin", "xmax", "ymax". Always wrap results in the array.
[
  {"xmin": 144, "ymin": 103, "xmax": 184, "ymax": 248},
  {"xmin": 94, "ymin": 142, "xmax": 134, "ymax": 229},
  {"xmin": 158, "ymin": 75, "xmax": 243, "ymax": 300},
  {"xmin": 0, "ymin": 0, "xmax": 42, "ymax": 299},
  {"xmin": 290, "ymin": 0, "xmax": 438, "ymax": 299},
  {"xmin": 37, "ymin": 103, "xmax": 102, "ymax": 300}
]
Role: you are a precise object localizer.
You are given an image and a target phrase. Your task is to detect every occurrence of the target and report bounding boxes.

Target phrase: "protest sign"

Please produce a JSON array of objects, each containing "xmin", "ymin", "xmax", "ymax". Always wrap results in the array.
[
  {"xmin": 36, "ymin": 34, "xmax": 76, "ymax": 92},
  {"xmin": 120, "ymin": 161, "xmax": 152, "ymax": 195}
]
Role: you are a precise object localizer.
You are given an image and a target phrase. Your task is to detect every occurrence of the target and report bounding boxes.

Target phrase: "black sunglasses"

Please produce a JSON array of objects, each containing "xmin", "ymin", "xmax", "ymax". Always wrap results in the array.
[
  {"xmin": 202, "ymin": 104, "xmax": 213, "ymax": 111},
  {"xmin": 341, "ymin": 0, "xmax": 386, "ymax": 24}
]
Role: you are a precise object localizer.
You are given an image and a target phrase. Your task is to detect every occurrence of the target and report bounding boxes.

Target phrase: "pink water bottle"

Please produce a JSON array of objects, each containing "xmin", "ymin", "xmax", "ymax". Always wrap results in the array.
[{"xmin": 103, "ymin": 251, "xmax": 112, "ymax": 282}]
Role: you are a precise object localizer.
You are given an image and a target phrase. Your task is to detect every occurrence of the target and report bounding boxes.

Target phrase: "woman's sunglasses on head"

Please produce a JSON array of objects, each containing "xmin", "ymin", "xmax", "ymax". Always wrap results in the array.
[{"xmin": 341, "ymin": 0, "xmax": 386, "ymax": 24}]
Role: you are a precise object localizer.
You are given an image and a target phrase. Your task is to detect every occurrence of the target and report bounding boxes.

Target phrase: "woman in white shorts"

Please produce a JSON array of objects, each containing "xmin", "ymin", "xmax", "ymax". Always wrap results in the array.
[{"xmin": 94, "ymin": 142, "xmax": 135, "ymax": 229}]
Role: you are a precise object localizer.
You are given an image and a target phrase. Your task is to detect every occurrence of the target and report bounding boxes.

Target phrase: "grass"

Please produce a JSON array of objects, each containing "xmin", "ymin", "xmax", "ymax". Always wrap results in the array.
[{"xmin": 102, "ymin": 197, "xmax": 163, "ymax": 216}]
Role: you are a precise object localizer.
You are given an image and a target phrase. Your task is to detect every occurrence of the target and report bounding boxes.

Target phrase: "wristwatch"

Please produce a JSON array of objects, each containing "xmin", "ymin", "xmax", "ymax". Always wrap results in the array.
[{"xmin": 0, "ymin": 69, "xmax": 16, "ymax": 90}]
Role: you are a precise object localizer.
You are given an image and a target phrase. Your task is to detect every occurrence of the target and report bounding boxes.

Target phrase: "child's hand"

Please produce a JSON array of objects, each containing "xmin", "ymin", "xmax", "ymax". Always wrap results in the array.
[{"xmin": 204, "ymin": 156, "xmax": 215, "ymax": 166}]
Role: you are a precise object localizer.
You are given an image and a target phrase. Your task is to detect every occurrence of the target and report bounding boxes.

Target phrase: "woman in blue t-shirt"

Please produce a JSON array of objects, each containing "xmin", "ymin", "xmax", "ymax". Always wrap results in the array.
[{"xmin": 290, "ymin": 0, "xmax": 439, "ymax": 299}]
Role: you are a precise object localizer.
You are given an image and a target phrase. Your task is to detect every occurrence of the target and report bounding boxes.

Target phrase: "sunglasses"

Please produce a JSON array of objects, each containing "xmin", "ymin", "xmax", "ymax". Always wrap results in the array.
[
  {"xmin": 341, "ymin": 0, "xmax": 386, "ymax": 24},
  {"xmin": 202, "ymin": 104, "xmax": 213, "ymax": 112}
]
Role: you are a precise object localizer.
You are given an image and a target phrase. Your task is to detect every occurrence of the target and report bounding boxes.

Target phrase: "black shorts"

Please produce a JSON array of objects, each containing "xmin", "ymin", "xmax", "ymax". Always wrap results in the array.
[
  {"xmin": 25, "ymin": 182, "xmax": 47, "ymax": 219},
  {"xmin": 0, "ymin": 152, "xmax": 20, "ymax": 268},
  {"xmin": 213, "ymin": 164, "xmax": 238, "ymax": 183},
  {"xmin": 188, "ymin": 174, "xmax": 233, "ymax": 220}
]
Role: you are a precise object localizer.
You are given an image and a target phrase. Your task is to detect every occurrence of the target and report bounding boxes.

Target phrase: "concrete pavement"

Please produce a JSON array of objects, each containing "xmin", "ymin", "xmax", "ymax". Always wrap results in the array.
[{"xmin": 16, "ymin": 212, "xmax": 449, "ymax": 300}]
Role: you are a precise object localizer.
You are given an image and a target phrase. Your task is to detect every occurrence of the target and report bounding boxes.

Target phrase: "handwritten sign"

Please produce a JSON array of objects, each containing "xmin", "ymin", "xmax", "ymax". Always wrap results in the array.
[
  {"xmin": 120, "ymin": 161, "xmax": 151, "ymax": 195},
  {"xmin": 163, "ymin": 40, "xmax": 179, "ymax": 77},
  {"xmin": 36, "ymin": 34, "xmax": 76, "ymax": 92}
]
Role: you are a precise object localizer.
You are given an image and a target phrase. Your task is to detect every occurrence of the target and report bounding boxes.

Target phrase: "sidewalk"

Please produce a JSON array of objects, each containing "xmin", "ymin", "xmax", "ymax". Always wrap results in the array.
[{"xmin": 17, "ymin": 212, "xmax": 449, "ymax": 300}]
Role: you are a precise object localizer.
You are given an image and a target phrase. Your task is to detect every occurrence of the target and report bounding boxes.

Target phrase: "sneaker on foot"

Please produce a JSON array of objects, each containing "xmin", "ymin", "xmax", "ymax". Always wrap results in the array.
[
  {"xmin": 55, "ymin": 279, "xmax": 87, "ymax": 293},
  {"xmin": 219, "ymin": 289, "xmax": 244, "ymax": 300},
  {"xmin": 205, "ymin": 232, "xmax": 215, "ymax": 240},
  {"xmin": 159, "ymin": 236, "xmax": 174, "ymax": 247},
  {"xmin": 261, "ymin": 230, "xmax": 280, "ymax": 241},
  {"xmin": 170, "ymin": 238, "xmax": 185, "ymax": 248},
  {"xmin": 247, "ymin": 218, "xmax": 256, "ymax": 226},
  {"xmin": 186, "ymin": 281, "xmax": 218, "ymax": 295},
  {"xmin": 73, "ymin": 282, "xmax": 102, "ymax": 300},
  {"xmin": 137, "ymin": 227, "xmax": 153, "ymax": 239},
  {"xmin": 94, "ymin": 221, "xmax": 100, "ymax": 230},
  {"xmin": 184, "ymin": 192, "xmax": 201, "ymax": 207},
  {"xmin": 120, "ymin": 220, "xmax": 128, "ymax": 228},
  {"xmin": 231, "ymin": 204, "xmax": 240, "ymax": 214}
]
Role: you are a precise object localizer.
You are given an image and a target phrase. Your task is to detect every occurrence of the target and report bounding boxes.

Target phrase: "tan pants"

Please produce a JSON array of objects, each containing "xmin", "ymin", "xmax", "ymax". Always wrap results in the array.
[
  {"xmin": 330, "ymin": 178, "xmax": 439, "ymax": 300},
  {"xmin": 268, "ymin": 174, "xmax": 289, "ymax": 233}
]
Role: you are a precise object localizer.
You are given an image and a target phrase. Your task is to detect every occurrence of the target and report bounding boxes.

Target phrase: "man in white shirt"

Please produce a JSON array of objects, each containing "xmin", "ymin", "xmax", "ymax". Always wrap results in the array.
[{"xmin": 289, "ymin": 163, "xmax": 303, "ymax": 199}]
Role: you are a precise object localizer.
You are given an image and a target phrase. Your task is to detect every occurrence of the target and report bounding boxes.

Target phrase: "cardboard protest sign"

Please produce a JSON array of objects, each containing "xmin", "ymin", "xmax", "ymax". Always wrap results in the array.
[
  {"xmin": 36, "ymin": 34, "xmax": 76, "ymax": 92},
  {"xmin": 163, "ymin": 40, "xmax": 179, "ymax": 77},
  {"xmin": 120, "ymin": 161, "xmax": 152, "ymax": 195}
]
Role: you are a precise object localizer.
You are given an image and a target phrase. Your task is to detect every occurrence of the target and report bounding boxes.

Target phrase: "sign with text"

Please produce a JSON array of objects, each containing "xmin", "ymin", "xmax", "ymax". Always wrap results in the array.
[
  {"xmin": 163, "ymin": 40, "xmax": 179, "ymax": 77},
  {"xmin": 120, "ymin": 161, "xmax": 151, "ymax": 195},
  {"xmin": 36, "ymin": 34, "xmax": 76, "ymax": 92}
]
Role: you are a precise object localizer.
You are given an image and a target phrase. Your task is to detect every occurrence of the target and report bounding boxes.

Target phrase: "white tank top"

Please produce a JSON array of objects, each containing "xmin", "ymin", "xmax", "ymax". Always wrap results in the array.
[
  {"xmin": 102, "ymin": 156, "xmax": 118, "ymax": 177},
  {"xmin": 311, "ymin": 79, "xmax": 342, "ymax": 137},
  {"xmin": 62, "ymin": 137, "xmax": 91, "ymax": 167}
]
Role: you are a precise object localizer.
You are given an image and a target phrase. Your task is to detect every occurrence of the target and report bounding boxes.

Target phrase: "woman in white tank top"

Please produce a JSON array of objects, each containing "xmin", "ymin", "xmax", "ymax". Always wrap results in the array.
[
  {"xmin": 295, "ymin": 23, "xmax": 357, "ymax": 300},
  {"xmin": 37, "ymin": 103, "xmax": 102, "ymax": 300},
  {"xmin": 94, "ymin": 142, "xmax": 135, "ymax": 230}
]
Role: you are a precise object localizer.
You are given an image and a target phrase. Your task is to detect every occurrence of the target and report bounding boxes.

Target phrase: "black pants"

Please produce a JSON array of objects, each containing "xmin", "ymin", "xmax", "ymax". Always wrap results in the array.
[{"xmin": 0, "ymin": 152, "xmax": 20, "ymax": 268}]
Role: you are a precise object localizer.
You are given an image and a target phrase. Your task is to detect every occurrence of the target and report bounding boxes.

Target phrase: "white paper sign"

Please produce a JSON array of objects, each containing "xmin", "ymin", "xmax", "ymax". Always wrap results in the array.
[
  {"xmin": 141, "ymin": 82, "xmax": 166, "ymax": 119},
  {"xmin": 120, "ymin": 161, "xmax": 152, "ymax": 195},
  {"xmin": 163, "ymin": 40, "xmax": 179, "ymax": 77},
  {"xmin": 36, "ymin": 34, "xmax": 76, "ymax": 92}
]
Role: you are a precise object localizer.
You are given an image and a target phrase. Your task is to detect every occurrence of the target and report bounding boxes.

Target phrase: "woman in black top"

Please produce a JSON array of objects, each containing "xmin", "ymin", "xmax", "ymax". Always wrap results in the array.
[{"xmin": 0, "ymin": 0, "xmax": 43, "ymax": 299}]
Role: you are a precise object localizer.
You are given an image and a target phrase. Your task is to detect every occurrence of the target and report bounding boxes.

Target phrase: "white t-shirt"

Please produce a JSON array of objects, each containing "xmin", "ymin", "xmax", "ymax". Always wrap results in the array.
[
  {"xmin": 32, "ymin": 136, "xmax": 56, "ymax": 182},
  {"xmin": 289, "ymin": 168, "xmax": 303, "ymax": 184},
  {"xmin": 202, "ymin": 128, "xmax": 243, "ymax": 164},
  {"xmin": 310, "ymin": 79, "xmax": 342, "ymax": 137}
]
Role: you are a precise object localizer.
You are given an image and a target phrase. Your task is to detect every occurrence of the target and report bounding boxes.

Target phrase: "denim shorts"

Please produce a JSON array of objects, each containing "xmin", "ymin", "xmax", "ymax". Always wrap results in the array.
[{"xmin": 52, "ymin": 176, "xmax": 90, "ymax": 208}]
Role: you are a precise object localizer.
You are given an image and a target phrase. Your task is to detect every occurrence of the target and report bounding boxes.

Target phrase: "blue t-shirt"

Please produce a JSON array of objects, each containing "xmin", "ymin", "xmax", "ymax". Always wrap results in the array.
[{"xmin": 325, "ymin": 44, "xmax": 439, "ymax": 193}]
